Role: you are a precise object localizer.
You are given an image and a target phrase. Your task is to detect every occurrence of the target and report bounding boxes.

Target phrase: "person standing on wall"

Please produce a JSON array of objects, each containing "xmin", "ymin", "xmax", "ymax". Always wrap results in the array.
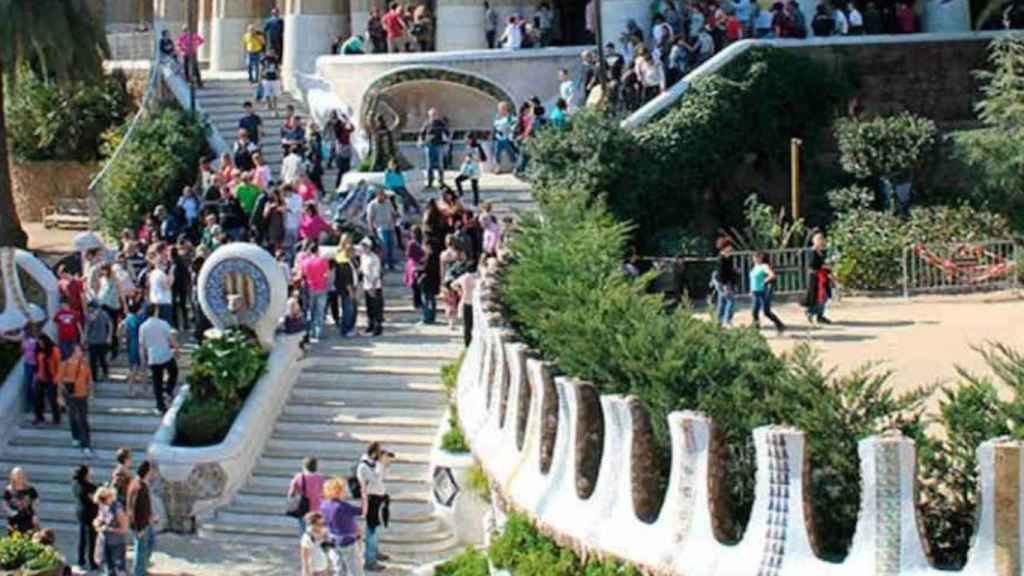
[
  {"xmin": 382, "ymin": 3, "xmax": 407, "ymax": 53},
  {"xmin": 139, "ymin": 304, "xmax": 180, "ymax": 414},
  {"xmin": 264, "ymin": 5, "xmax": 285, "ymax": 59},
  {"xmin": 243, "ymin": 24, "xmax": 266, "ymax": 84},
  {"xmin": 127, "ymin": 460, "xmax": 159, "ymax": 576},
  {"xmin": 419, "ymin": 108, "xmax": 451, "ymax": 189},
  {"xmin": 358, "ymin": 443, "xmax": 393, "ymax": 573},
  {"xmin": 484, "ymin": 1, "xmax": 498, "ymax": 48},
  {"xmin": 176, "ymin": 24, "xmax": 204, "ymax": 89}
]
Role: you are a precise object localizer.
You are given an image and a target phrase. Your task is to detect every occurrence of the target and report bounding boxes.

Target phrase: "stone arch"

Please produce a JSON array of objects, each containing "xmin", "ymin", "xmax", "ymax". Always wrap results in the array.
[{"xmin": 359, "ymin": 65, "xmax": 518, "ymax": 132}]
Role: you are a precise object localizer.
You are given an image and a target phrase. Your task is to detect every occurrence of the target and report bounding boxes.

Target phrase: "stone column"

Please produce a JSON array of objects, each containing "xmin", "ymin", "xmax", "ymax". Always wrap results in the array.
[
  {"xmin": 211, "ymin": 0, "xmax": 270, "ymax": 72},
  {"xmin": 154, "ymin": 0, "xmax": 188, "ymax": 36},
  {"xmin": 283, "ymin": 0, "xmax": 350, "ymax": 93},
  {"xmin": 601, "ymin": 0, "xmax": 649, "ymax": 50},
  {"xmin": 198, "ymin": 0, "xmax": 214, "ymax": 63},
  {"xmin": 436, "ymin": 0, "xmax": 486, "ymax": 51}
]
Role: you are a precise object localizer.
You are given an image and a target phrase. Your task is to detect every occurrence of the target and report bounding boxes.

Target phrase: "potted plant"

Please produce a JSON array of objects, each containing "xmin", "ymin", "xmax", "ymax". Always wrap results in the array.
[{"xmin": 0, "ymin": 532, "xmax": 65, "ymax": 576}]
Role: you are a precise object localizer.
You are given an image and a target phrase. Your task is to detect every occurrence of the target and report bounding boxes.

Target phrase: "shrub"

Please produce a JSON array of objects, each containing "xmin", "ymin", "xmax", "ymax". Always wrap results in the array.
[
  {"xmin": 834, "ymin": 113, "xmax": 938, "ymax": 180},
  {"xmin": 174, "ymin": 329, "xmax": 268, "ymax": 447},
  {"xmin": 98, "ymin": 107, "xmax": 207, "ymax": 237},
  {"xmin": 466, "ymin": 463, "xmax": 491, "ymax": 504},
  {"xmin": 0, "ymin": 532, "xmax": 63, "ymax": 571},
  {"xmin": 440, "ymin": 353, "xmax": 469, "ymax": 453},
  {"xmin": 434, "ymin": 547, "xmax": 489, "ymax": 576},
  {"xmin": 7, "ymin": 67, "xmax": 134, "ymax": 163}
]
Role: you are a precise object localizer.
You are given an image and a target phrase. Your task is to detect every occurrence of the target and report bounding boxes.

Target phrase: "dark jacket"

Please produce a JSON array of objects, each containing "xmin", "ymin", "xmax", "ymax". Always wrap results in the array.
[
  {"xmin": 126, "ymin": 478, "xmax": 152, "ymax": 532},
  {"xmin": 417, "ymin": 253, "xmax": 441, "ymax": 296},
  {"xmin": 73, "ymin": 479, "xmax": 98, "ymax": 522}
]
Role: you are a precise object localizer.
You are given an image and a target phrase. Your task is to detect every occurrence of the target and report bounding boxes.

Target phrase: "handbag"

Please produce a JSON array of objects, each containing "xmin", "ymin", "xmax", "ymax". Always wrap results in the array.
[{"xmin": 286, "ymin": 474, "xmax": 310, "ymax": 518}]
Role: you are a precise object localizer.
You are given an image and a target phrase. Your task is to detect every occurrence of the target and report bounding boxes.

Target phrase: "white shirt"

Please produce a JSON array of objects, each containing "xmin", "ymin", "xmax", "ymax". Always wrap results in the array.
[
  {"xmin": 301, "ymin": 533, "xmax": 329, "ymax": 572},
  {"xmin": 559, "ymin": 80, "xmax": 575, "ymax": 108},
  {"xmin": 148, "ymin": 268, "xmax": 172, "ymax": 305},
  {"xmin": 652, "ymin": 22, "xmax": 673, "ymax": 45},
  {"xmin": 503, "ymin": 23, "xmax": 522, "ymax": 49},
  {"xmin": 281, "ymin": 152, "xmax": 303, "ymax": 185},
  {"xmin": 357, "ymin": 457, "xmax": 387, "ymax": 496},
  {"xmin": 455, "ymin": 273, "xmax": 477, "ymax": 312},
  {"xmin": 285, "ymin": 193, "xmax": 303, "ymax": 231},
  {"xmin": 848, "ymin": 7, "xmax": 863, "ymax": 26},
  {"xmin": 139, "ymin": 317, "xmax": 174, "ymax": 366},
  {"xmin": 834, "ymin": 9, "xmax": 849, "ymax": 33},
  {"xmin": 360, "ymin": 250, "xmax": 382, "ymax": 292}
]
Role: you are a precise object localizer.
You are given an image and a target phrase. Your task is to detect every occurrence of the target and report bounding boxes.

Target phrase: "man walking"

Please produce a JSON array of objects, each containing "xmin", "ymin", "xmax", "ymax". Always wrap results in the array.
[
  {"xmin": 242, "ymin": 24, "xmax": 265, "ymax": 84},
  {"xmin": 358, "ymin": 442, "xmax": 394, "ymax": 572},
  {"xmin": 139, "ymin": 305, "xmax": 179, "ymax": 414},
  {"xmin": 360, "ymin": 238, "xmax": 385, "ymax": 337},
  {"xmin": 127, "ymin": 461, "xmax": 158, "ymax": 576},
  {"xmin": 418, "ymin": 108, "xmax": 450, "ymax": 189},
  {"xmin": 264, "ymin": 5, "xmax": 285, "ymax": 58},
  {"xmin": 60, "ymin": 343, "xmax": 95, "ymax": 458},
  {"xmin": 366, "ymin": 189, "xmax": 397, "ymax": 272}
]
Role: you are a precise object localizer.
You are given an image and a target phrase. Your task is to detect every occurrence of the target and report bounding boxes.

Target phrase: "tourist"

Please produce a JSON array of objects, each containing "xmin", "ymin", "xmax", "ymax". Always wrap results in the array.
[
  {"xmin": 652, "ymin": 14, "xmax": 674, "ymax": 56},
  {"xmin": 320, "ymin": 478, "xmax": 363, "ymax": 574},
  {"xmin": 119, "ymin": 301, "xmax": 145, "ymax": 397},
  {"xmin": 367, "ymin": 7, "xmax": 387, "ymax": 52},
  {"xmin": 170, "ymin": 246, "xmax": 192, "ymax": 330},
  {"xmin": 127, "ymin": 461, "xmax": 158, "ymax": 576},
  {"xmin": 33, "ymin": 335, "xmax": 61, "ymax": 426},
  {"xmin": 261, "ymin": 49, "xmax": 283, "ymax": 115},
  {"xmin": 382, "ymin": 2, "xmax": 407, "ymax": 53},
  {"xmin": 402, "ymin": 226, "xmax": 426, "ymax": 312},
  {"xmin": 158, "ymin": 29, "xmax": 176, "ymax": 65},
  {"xmin": 176, "ymin": 24, "xmax": 204, "ymax": 88},
  {"xmin": 288, "ymin": 457, "xmax": 326, "ymax": 535},
  {"xmin": 93, "ymin": 486, "xmax": 129, "ymax": 576},
  {"xmin": 513, "ymin": 100, "xmax": 539, "ymax": 177},
  {"xmin": 805, "ymin": 231, "xmax": 833, "ymax": 324},
  {"xmin": 417, "ymin": 241, "xmax": 441, "ymax": 326},
  {"xmin": 366, "ymin": 189, "xmax": 397, "ymax": 272},
  {"xmin": 284, "ymin": 184, "xmax": 305, "ymax": 251},
  {"xmin": 750, "ymin": 252, "xmax": 785, "ymax": 333},
  {"xmin": 360, "ymin": 237, "xmax": 385, "ymax": 337},
  {"xmin": 832, "ymin": 1, "xmax": 850, "ymax": 34},
  {"xmin": 481, "ymin": 212, "xmax": 501, "ymax": 259},
  {"xmin": 264, "ymin": 5, "xmax": 285, "ymax": 57},
  {"xmin": 282, "ymin": 297, "xmax": 309, "ymax": 350},
  {"xmin": 84, "ymin": 302, "xmax": 111, "ymax": 382},
  {"xmin": 452, "ymin": 267, "xmax": 477, "ymax": 347},
  {"xmin": 3, "ymin": 468, "xmax": 38, "ymax": 534},
  {"xmin": 412, "ymin": 4, "xmax": 434, "ymax": 51},
  {"xmin": 484, "ymin": 1, "xmax": 498, "ymax": 48},
  {"xmin": 147, "ymin": 246, "xmax": 174, "ymax": 322},
  {"xmin": 418, "ymin": 108, "xmax": 450, "ymax": 189},
  {"xmin": 358, "ymin": 443, "xmax": 393, "ymax": 572},
  {"xmin": 812, "ymin": 4, "xmax": 836, "ymax": 35},
  {"xmin": 239, "ymin": 101, "xmax": 264, "ymax": 147},
  {"xmin": 382, "ymin": 159, "xmax": 409, "ymax": 204},
  {"xmin": 282, "ymin": 109, "xmax": 306, "ymax": 152},
  {"xmin": 536, "ymin": 2, "xmax": 554, "ymax": 45},
  {"xmin": 253, "ymin": 152, "xmax": 273, "ymax": 190},
  {"xmin": 863, "ymin": 1, "xmax": 883, "ymax": 33},
  {"xmin": 139, "ymin": 304, "xmax": 180, "ymax": 413},
  {"xmin": 282, "ymin": 145, "xmax": 304, "ymax": 186},
  {"xmin": 667, "ymin": 35, "xmax": 693, "ymax": 85},
  {"xmin": 57, "ymin": 265, "xmax": 85, "ymax": 328},
  {"xmin": 73, "ymin": 465, "xmax": 100, "ymax": 573},
  {"xmin": 301, "ymin": 241, "xmax": 331, "ymax": 341},
  {"xmin": 243, "ymin": 24, "xmax": 266, "ymax": 84},
  {"xmin": 635, "ymin": 47, "xmax": 666, "ymax": 102},
  {"xmin": 55, "ymin": 296, "xmax": 81, "ymax": 361},
  {"xmin": 557, "ymin": 68, "xmax": 576, "ymax": 113},
  {"xmin": 112, "ymin": 448, "xmax": 133, "ymax": 505},
  {"xmin": 333, "ymin": 236, "xmax": 359, "ymax": 338},
  {"xmin": 176, "ymin": 186, "xmax": 201, "ymax": 230},
  {"xmin": 261, "ymin": 190, "xmax": 288, "ymax": 250},
  {"xmin": 846, "ymin": 2, "xmax": 864, "ymax": 33},
  {"xmin": 300, "ymin": 511, "xmax": 330, "ymax": 576},
  {"xmin": 305, "ymin": 119, "xmax": 327, "ymax": 194},
  {"xmin": 20, "ymin": 325, "xmax": 37, "ymax": 413},
  {"xmin": 326, "ymin": 111, "xmax": 355, "ymax": 186},
  {"xmin": 491, "ymin": 102, "xmax": 518, "ymax": 173},
  {"xmin": 695, "ymin": 22, "xmax": 716, "ymax": 64},
  {"xmin": 440, "ymin": 235, "xmax": 460, "ymax": 331},
  {"xmin": 454, "ymin": 153, "xmax": 482, "ymax": 206},
  {"xmin": 713, "ymin": 237, "xmax": 737, "ymax": 327},
  {"xmin": 501, "ymin": 15, "xmax": 523, "ymax": 49}
]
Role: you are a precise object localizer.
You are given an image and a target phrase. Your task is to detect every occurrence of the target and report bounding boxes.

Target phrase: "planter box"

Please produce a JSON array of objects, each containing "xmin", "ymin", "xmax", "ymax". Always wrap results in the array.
[{"xmin": 428, "ymin": 413, "xmax": 489, "ymax": 547}]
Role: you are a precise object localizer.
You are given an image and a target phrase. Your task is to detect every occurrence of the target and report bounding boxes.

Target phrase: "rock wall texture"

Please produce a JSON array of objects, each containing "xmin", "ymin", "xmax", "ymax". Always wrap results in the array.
[{"xmin": 10, "ymin": 161, "xmax": 97, "ymax": 223}]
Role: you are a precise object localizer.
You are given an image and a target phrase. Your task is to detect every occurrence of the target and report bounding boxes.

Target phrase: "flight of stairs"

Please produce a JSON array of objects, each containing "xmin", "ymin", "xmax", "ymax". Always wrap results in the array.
[{"xmin": 198, "ymin": 272, "xmax": 464, "ymax": 573}]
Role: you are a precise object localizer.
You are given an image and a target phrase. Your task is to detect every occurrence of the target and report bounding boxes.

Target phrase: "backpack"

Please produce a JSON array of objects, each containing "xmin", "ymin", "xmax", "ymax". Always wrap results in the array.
[{"xmin": 347, "ymin": 461, "xmax": 365, "ymax": 500}]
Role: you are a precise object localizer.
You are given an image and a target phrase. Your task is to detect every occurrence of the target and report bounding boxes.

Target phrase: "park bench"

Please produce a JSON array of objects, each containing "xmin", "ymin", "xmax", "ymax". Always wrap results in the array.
[{"xmin": 41, "ymin": 198, "xmax": 91, "ymax": 230}]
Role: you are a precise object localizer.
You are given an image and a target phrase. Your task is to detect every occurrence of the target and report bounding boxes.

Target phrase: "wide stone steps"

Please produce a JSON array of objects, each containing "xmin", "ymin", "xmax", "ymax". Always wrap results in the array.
[{"xmin": 252, "ymin": 457, "xmax": 430, "ymax": 481}]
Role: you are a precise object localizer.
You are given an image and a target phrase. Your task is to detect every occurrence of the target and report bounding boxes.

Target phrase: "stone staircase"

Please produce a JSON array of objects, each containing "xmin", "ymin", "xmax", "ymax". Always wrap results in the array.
[{"xmin": 198, "ymin": 271, "xmax": 464, "ymax": 573}]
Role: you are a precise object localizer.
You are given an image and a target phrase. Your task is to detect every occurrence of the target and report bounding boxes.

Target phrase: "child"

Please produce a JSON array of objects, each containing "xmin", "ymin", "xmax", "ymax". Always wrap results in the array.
[
  {"xmin": 383, "ymin": 159, "xmax": 409, "ymax": 197},
  {"xmin": 118, "ymin": 301, "xmax": 145, "ymax": 397},
  {"xmin": 281, "ymin": 296, "xmax": 310, "ymax": 351},
  {"xmin": 454, "ymin": 153, "xmax": 481, "ymax": 206},
  {"xmin": 84, "ymin": 302, "xmax": 111, "ymax": 382},
  {"xmin": 54, "ymin": 297, "xmax": 81, "ymax": 360},
  {"xmin": 750, "ymin": 252, "xmax": 785, "ymax": 334}
]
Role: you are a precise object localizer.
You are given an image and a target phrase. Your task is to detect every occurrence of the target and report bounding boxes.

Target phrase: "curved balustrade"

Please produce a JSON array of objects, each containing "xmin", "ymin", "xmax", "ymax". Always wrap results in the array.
[{"xmin": 456, "ymin": 278, "xmax": 1024, "ymax": 576}]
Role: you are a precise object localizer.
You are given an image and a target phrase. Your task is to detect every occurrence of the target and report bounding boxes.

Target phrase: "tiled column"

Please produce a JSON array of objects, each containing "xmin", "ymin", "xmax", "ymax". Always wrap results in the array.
[{"xmin": 283, "ymin": 0, "xmax": 349, "ymax": 92}]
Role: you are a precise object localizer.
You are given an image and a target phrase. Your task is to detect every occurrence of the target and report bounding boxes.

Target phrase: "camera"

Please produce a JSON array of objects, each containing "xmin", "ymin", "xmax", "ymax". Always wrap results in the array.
[{"xmin": 383, "ymin": 450, "xmax": 396, "ymax": 458}]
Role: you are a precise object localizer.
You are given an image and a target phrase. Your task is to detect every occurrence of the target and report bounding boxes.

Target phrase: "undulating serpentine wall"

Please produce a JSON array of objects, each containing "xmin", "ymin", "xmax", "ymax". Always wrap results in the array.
[{"xmin": 456, "ymin": 270, "xmax": 1022, "ymax": 576}]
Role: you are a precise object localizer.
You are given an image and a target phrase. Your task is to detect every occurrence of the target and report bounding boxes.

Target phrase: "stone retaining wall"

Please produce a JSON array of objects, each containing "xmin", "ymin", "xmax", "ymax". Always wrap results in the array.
[
  {"xmin": 457, "ymin": 273, "xmax": 1024, "ymax": 575},
  {"xmin": 11, "ymin": 161, "xmax": 97, "ymax": 223}
]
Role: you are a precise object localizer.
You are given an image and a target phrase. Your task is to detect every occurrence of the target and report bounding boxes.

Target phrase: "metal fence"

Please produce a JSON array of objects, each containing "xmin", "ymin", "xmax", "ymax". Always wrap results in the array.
[
  {"xmin": 642, "ymin": 247, "xmax": 816, "ymax": 301},
  {"xmin": 902, "ymin": 240, "xmax": 1020, "ymax": 297}
]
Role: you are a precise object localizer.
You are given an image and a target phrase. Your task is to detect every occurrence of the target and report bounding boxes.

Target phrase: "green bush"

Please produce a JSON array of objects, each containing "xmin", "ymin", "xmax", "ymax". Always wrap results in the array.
[
  {"xmin": 489, "ymin": 512, "xmax": 639, "ymax": 576},
  {"xmin": 7, "ymin": 67, "xmax": 134, "ymax": 163},
  {"xmin": 98, "ymin": 107, "xmax": 207, "ymax": 237},
  {"xmin": 440, "ymin": 353, "xmax": 469, "ymax": 453},
  {"xmin": 174, "ymin": 329, "xmax": 268, "ymax": 447},
  {"xmin": 466, "ymin": 463, "xmax": 491, "ymax": 504},
  {"xmin": 0, "ymin": 532, "xmax": 63, "ymax": 571},
  {"xmin": 834, "ymin": 113, "xmax": 938, "ymax": 180},
  {"xmin": 434, "ymin": 547, "xmax": 489, "ymax": 576}
]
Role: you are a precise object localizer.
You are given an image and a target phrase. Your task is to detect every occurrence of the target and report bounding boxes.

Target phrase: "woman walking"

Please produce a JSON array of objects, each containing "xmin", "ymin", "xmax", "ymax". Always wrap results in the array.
[
  {"xmin": 3, "ymin": 468, "xmax": 38, "ymax": 535},
  {"xmin": 95, "ymin": 263, "xmax": 126, "ymax": 359},
  {"xmin": 94, "ymin": 486, "xmax": 129, "ymax": 576},
  {"xmin": 416, "ymin": 242, "xmax": 441, "ymax": 325},
  {"xmin": 713, "ymin": 238, "xmax": 738, "ymax": 327},
  {"xmin": 804, "ymin": 231, "xmax": 833, "ymax": 324},
  {"xmin": 73, "ymin": 465, "xmax": 100, "ymax": 573},
  {"xmin": 439, "ymin": 235, "xmax": 460, "ymax": 331},
  {"xmin": 320, "ymin": 477, "xmax": 363, "ymax": 576},
  {"xmin": 405, "ymin": 226, "xmax": 426, "ymax": 310},
  {"xmin": 750, "ymin": 252, "xmax": 785, "ymax": 334},
  {"xmin": 333, "ymin": 237, "xmax": 359, "ymax": 338},
  {"xmin": 288, "ymin": 457, "xmax": 325, "ymax": 535},
  {"xmin": 33, "ymin": 334, "xmax": 61, "ymax": 427}
]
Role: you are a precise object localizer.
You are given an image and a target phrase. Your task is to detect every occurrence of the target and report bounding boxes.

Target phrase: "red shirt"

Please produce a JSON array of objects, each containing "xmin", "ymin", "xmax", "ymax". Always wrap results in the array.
[
  {"xmin": 726, "ymin": 17, "xmax": 743, "ymax": 40},
  {"xmin": 54, "ymin": 308, "xmax": 80, "ymax": 342},
  {"xmin": 382, "ymin": 10, "xmax": 405, "ymax": 39},
  {"xmin": 58, "ymin": 277, "xmax": 84, "ymax": 322}
]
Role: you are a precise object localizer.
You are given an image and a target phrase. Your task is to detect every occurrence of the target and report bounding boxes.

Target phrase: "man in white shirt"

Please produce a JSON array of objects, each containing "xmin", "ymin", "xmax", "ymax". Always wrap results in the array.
[
  {"xmin": 846, "ymin": 2, "xmax": 864, "ymax": 33},
  {"xmin": 280, "ymin": 144, "xmax": 303, "ymax": 185},
  {"xmin": 359, "ymin": 237, "xmax": 384, "ymax": 336},
  {"xmin": 502, "ymin": 16, "xmax": 523, "ymax": 49},
  {"xmin": 453, "ymin": 270, "xmax": 477, "ymax": 347},
  {"xmin": 558, "ymin": 68, "xmax": 576, "ymax": 112},
  {"xmin": 284, "ymin": 184, "xmax": 303, "ymax": 250},
  {"xmin": 834, "ymin": 5, "xmax": 850, "ymax": 34},
  {"xmin": 139, "ymin": 305, "xmax": 179, "ymax": 413},
  {"xmin": 357, "ymin": 442, "xmax": 393, "ymax": 571},
  {"xmin": 147, "ymin": 248, "xmax": 173, "ymax": 324}
]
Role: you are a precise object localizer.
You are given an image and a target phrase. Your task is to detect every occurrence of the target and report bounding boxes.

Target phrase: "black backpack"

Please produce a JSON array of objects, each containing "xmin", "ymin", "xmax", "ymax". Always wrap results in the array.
[{"xmin": 347, "ymin": 461, "xmax": 364, "ymax": 500}]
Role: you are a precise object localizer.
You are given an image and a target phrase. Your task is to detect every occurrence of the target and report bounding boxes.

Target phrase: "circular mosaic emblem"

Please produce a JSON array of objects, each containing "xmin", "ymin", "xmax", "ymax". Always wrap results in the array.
[{"xmin": 202, "ymin": 258, "xmax": 272, "ymax": 327}]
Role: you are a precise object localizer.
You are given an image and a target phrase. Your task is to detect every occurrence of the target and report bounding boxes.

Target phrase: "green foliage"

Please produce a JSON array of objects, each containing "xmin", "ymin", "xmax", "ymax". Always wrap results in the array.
[
  {"xmin": 0, "ymin": 531, "xmax": 63, "ymax": 571},
  {"xmin": 974, "ymin": 36, "xmax": 1024, "ymax": 133},
  {"xmin": 174, "ymin": 329, "xmax": 268, "ymax": 447},
  {"xmin": 6, "ymin": 67, "xmax": 133, "ymax": 163},
  {"xmin": 434, "ymin": 547, "xmax": 489, "ymax": 576},
  {"xmin": 466, "ymin": 463, "xmax": 491, "ymax": 504},
  {"xmin": 440, "ymin": 353, "xmax": 469, "ymax": 453},
  {"xmin": 0, "ymin": 0, "xmax": 109, "ymax": 86},
  {"xmin": 98, "ymin": 107, "xmax": 206, "ymax": 237},
  {"xmin": 724, "ymin": 194, "xmax": 807, "ymax": 251},
  {"xmin": 489, "ymin": 513, "xmax": 640, "ymax": 576},
  {"xmin": 834, "ymin": 113, "xmax": 938, "ymax": 180}
]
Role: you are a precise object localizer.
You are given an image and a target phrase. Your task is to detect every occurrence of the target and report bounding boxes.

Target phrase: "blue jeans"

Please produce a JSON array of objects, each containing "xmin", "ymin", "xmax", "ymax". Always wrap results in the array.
[
  {"xmin": 246, "ymin": 52, "xmax": 260, "ymax": 83},
  {"xmin": 340, "ymin": 293, "xmax": 357, "ymax": 336},
  {"xmin": 752, "ymin": 289, "xmax": 784, "ymax": 330},
  {"xmin": 716, "ymin": 287, "xmax": 735, "ymax": 326},
  {"xmin": 365, "ymin": 524, "xmax": 379, "ymax": 566},
  {"xmin": 308, "ymin": 291, "xmax": 328, "ymax": 339},
  {"xmin": 376, "ymin": 226, "xmax": 396, "ymax": 270},
  {"xmin": 23, "ymin": 364, "xmax": 35, "ymax": 413},
  {"xmin": 59, "ymin": 339, "xmax": 74, "ymax": 360},
  {"xmin": 422, "ymin": 293, "xmax": 437, "ymax": 324},
  {"xmin": 67, "ymin": 396, "xmax": 91, "ymax": 448},
  {"xmin": 492, "ymin": 139, "xmax": 517, "ymax": 168},
  {"xmin": 132, "ymin": 526, "xmax": 155, "ymax": 576},
  {"xmin": 424, "ymin": 144, "xmax": 444, "ymax": 187},
  {"xmin": 102, "ymin": 542, "xmax": 127, "ymax": 576},
  {"xmin": 157, "ymin": 303, "xmax": 174, "ymax": 324}
]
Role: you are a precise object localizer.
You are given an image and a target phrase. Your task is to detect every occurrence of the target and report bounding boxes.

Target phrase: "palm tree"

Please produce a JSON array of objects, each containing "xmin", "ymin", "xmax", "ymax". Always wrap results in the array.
[{"xmin": 0, "ymin": 0, "xmax": 109, "ymax": 247}]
